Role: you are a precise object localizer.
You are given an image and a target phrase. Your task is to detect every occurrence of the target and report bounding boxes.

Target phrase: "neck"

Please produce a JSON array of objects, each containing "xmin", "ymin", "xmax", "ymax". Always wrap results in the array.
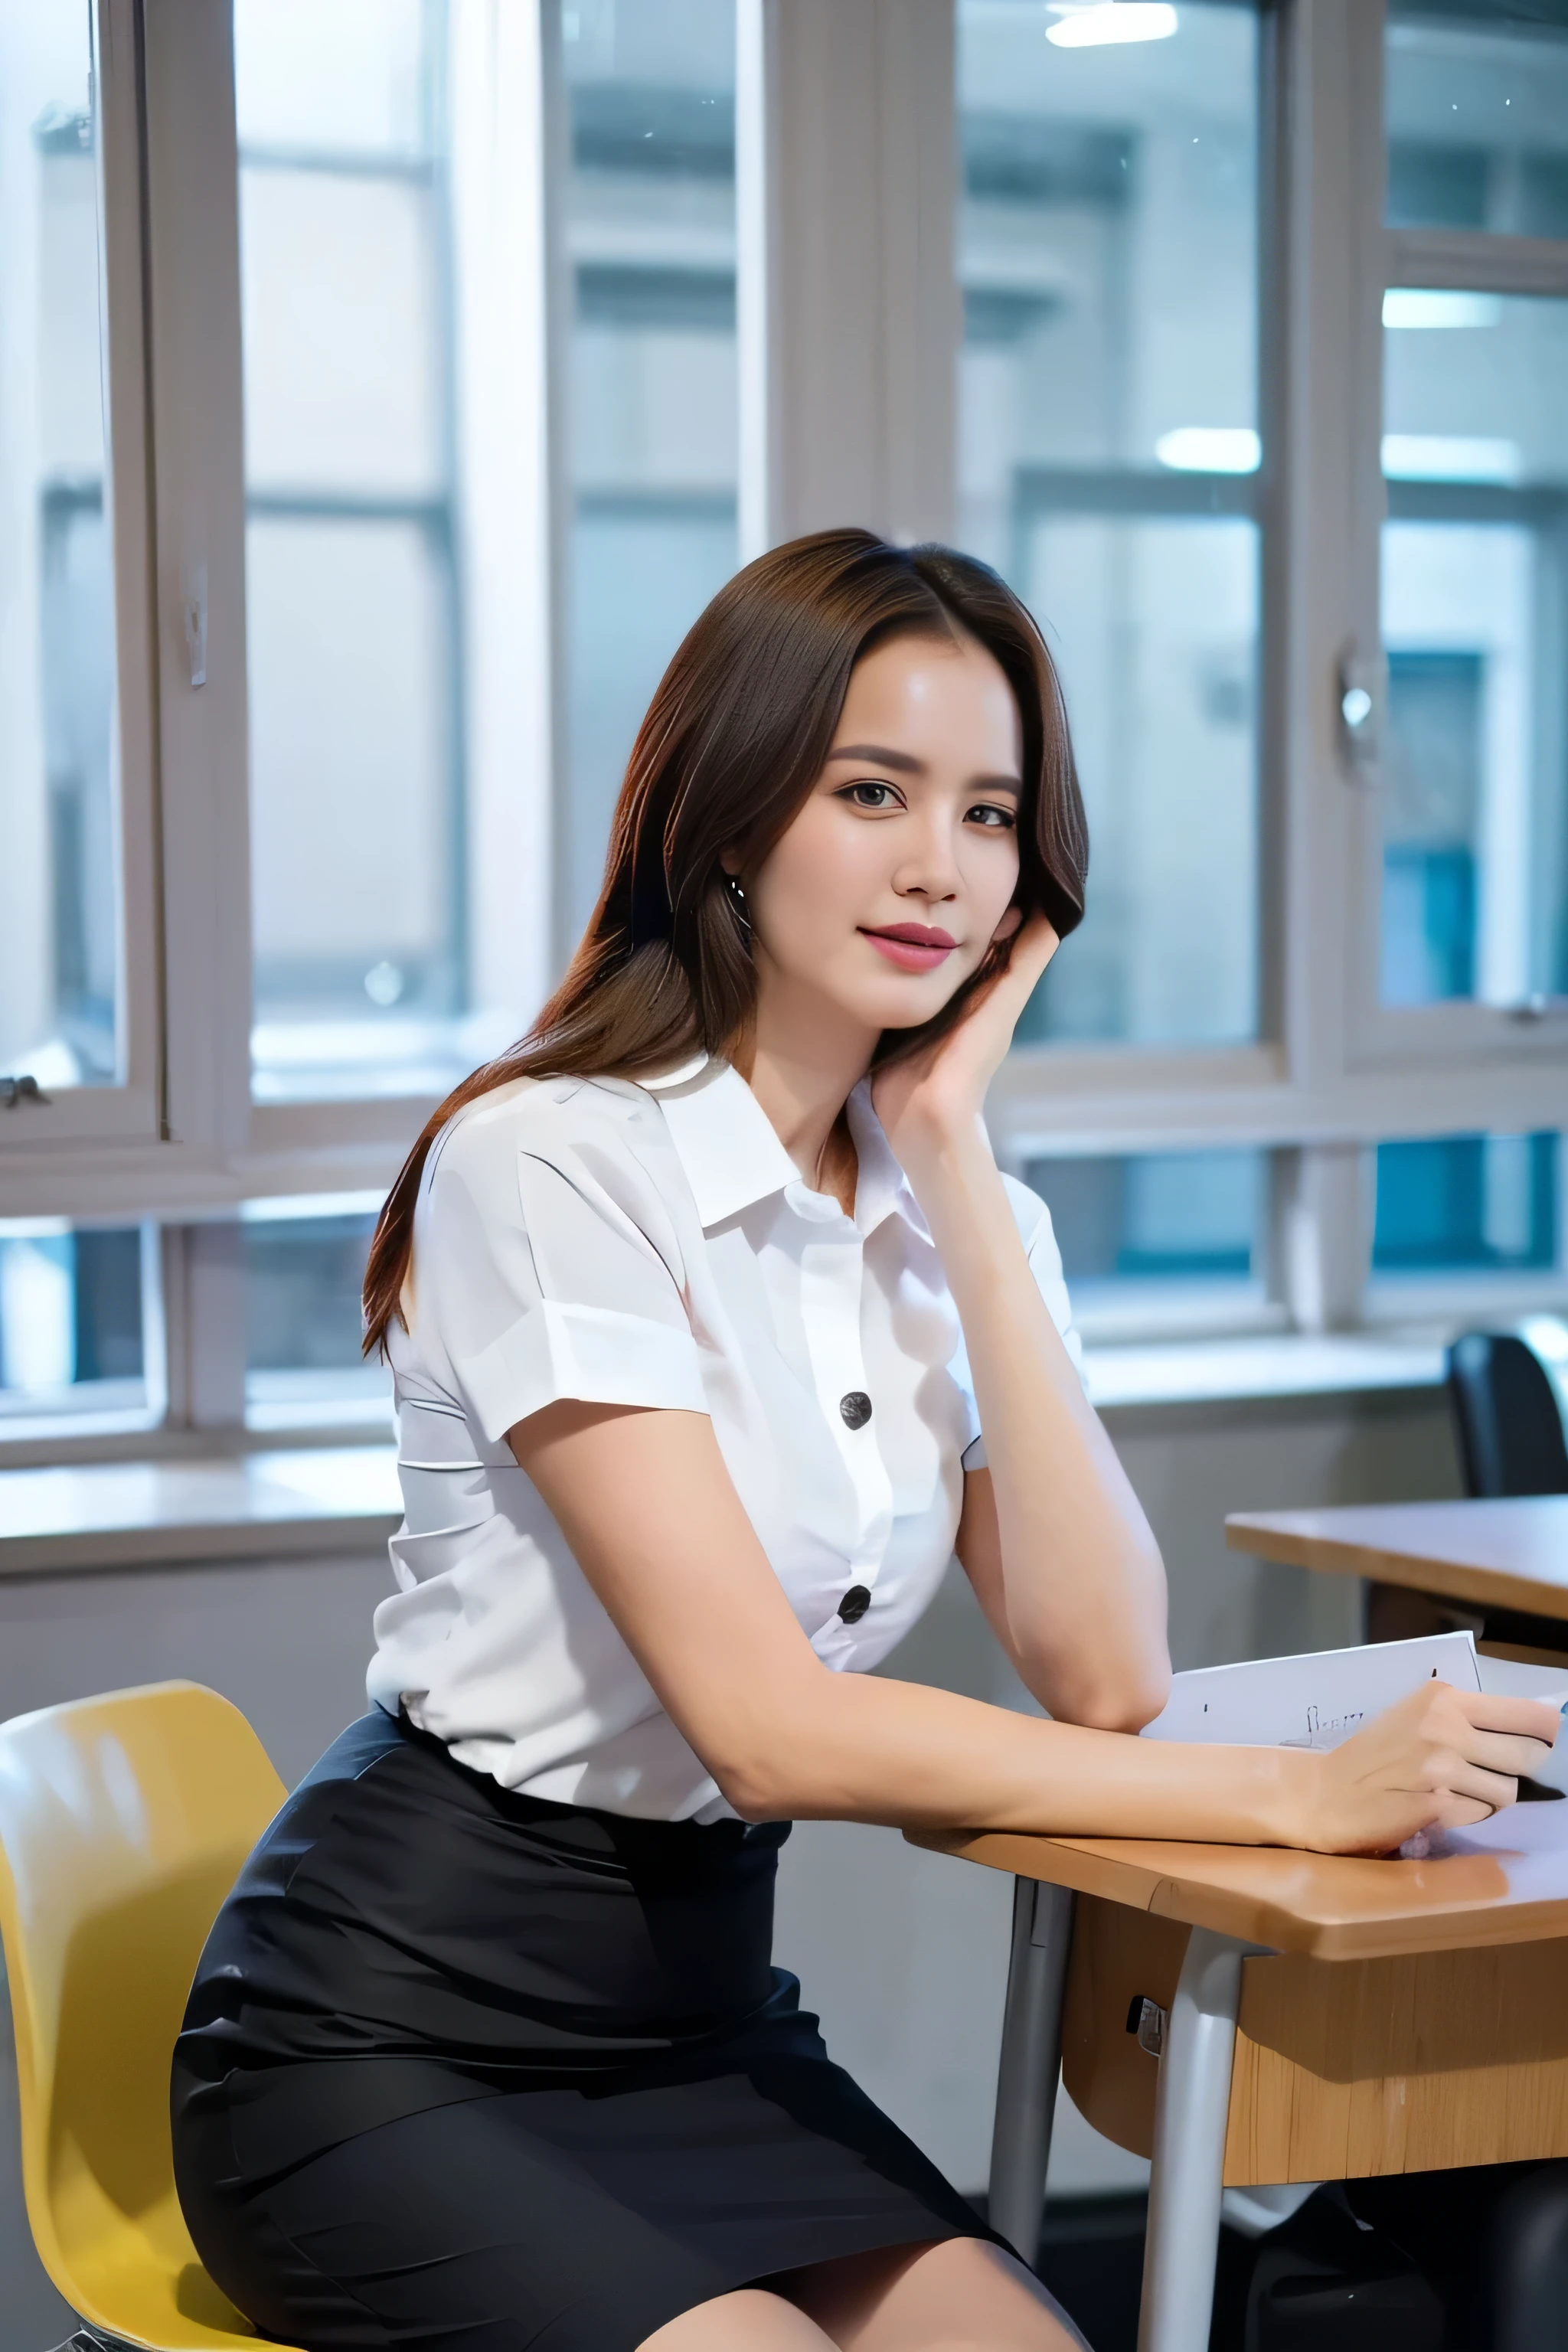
[{"xmin": 737, "ymin": 961, "xmax": 878, "ymax": 1190}]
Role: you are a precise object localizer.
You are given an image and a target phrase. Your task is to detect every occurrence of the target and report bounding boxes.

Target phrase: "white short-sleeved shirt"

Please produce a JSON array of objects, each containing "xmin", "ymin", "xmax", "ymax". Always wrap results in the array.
[{"xmin": 370, "ymin": 1054, "xmax": 1080, "ymax": 1821}]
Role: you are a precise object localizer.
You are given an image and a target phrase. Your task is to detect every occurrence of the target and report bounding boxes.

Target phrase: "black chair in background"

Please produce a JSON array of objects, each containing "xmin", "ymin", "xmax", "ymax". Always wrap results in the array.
[{"xmin": 1446, "ymin": 1330, "xmax": 1568, "ymax": 1499}]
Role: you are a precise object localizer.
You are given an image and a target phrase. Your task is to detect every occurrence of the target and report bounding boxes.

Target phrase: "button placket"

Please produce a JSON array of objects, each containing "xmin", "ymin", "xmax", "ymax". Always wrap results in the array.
[{"xmin": 797, "ymin": 1228, "xmax": 893, "ymax": 1627}]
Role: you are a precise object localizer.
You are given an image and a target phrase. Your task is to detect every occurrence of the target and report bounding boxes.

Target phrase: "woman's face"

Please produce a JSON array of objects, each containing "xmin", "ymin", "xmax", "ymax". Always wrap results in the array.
[{"xmin": 737, "ymin": 629, "xmax": 1024, "ymax": 1043}]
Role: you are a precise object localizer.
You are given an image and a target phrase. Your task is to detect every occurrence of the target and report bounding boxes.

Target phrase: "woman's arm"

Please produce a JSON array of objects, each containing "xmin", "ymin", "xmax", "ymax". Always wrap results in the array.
[
  {"xmin": 875, "ymin": 917, "xmax": 1169, "ymax": 1730},
  {"xmin": 509, "ymin": 1400, "xmax": 1557, "ymax": 1855},
  {"xmin": 944, "ymin": 1197, "xmax": 1168, "ymax": 1731}
]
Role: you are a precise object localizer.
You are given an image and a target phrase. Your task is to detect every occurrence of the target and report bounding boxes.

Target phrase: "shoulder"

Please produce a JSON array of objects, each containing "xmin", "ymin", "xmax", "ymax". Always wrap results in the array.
[
  {"xmin": 425, "ymin": 1074, "xmax": 668, "ymax": 1204},
  {"xmin": 419, "ymin": 1073, "xmax": 694, "ymax": 1280}
]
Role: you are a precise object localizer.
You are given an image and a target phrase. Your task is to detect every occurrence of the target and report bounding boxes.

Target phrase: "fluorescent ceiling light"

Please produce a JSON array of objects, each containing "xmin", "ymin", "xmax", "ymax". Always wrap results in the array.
[
  {"xmin": 1155, "ymin": 426, "xmax": 1260, "ymax": 473},
  {"xmin": 1383, "ymin": 289, "xmax": 1501, "ymax": 331},
  {"xmin": 1046, "ymin": 5, "xmax": 1179, "ymax": 48},
  {"xmin": 1381, "ymin": 433, "xmax": 1521, "ymax": 483}
]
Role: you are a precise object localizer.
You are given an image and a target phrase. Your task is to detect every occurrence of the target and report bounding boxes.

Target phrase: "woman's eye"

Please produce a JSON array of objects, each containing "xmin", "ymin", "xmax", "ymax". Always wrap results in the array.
[
  {"xmin": 967, "ymin": 802, "xmax": 1018, "ymax": 830},
  {"xmin": 840, "ymin": 780, "xmax": 900, "ymax": 810}
]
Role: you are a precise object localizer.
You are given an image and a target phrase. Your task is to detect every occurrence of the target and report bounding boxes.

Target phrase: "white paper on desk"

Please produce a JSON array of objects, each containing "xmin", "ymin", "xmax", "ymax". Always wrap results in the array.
[{"xmin": 1141, "ymin": 1631, "xmax": 1483, "ymax": 1753}]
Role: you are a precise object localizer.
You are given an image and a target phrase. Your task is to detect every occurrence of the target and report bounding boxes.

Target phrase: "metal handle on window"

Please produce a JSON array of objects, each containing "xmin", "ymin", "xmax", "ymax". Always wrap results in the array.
[
  {"xmin": 1, "ymin": 1075, "xmax": 51, "ymax": 1108},
  {"xmin": 182, "ymin": 564, "xmax": 207, "ymax": 689},
  {"xmin": 1337, "ymin": 643, "xmax": 1384, "ymax": 784}
]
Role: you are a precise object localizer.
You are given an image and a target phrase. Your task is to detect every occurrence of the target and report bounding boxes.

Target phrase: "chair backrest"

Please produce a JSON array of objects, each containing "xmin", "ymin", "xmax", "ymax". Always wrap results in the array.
[
  {"xmin": 0, "ymin": 1682, "xmax": 286, "ymax": 2350},
  {"xmin": 1447, "ymin": 1331, "xmax": 1568, "ymax": 1498}
]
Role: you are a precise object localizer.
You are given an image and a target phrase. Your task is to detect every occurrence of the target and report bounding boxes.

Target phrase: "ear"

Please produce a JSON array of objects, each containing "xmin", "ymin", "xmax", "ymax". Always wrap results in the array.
[{"xmin": 991, "ymin": 905, "xmax": 1024, "ymax": 945}]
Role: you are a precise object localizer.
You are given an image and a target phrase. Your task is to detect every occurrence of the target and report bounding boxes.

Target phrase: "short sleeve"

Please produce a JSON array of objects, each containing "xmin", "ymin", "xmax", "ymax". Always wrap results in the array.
[
  {"xmin": 410, "ymin": 1084, "xmax": 707, "ymax": 1444},
  {"xmin": 960, "ymin": 1176, "xmax": 1086, "ymax": 1473}
]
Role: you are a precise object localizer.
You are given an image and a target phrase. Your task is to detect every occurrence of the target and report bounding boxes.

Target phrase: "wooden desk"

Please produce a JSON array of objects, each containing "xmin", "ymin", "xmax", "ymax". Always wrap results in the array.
[
  {"xmin": 910, "ymin": 1798, "xmax": 1568, "ymax": 2352},
  {"xmin": 1227, "ymin": 1496, "xmax": 1568, "ymax": 1656}
]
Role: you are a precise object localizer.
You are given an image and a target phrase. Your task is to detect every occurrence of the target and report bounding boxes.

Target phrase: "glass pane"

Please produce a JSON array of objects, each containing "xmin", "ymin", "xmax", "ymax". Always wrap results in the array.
[
  {"xmin": 0, "ymin": 1223, "xmax": 146, "ymax": 1419},
  {"xmin": 237, "ymin": 0, "xmax": 531, "ymax": 1102},
  {"xmin": 563, "ymin": 0, "xmax": 739, "ymax": 943},
  {"xmin": 957, "ymin": 0, "xmax": 1261, "ymax": 1049},
  {"xmin": 0, "ymin": 6, "xmax": 119, "ymax": 1092},
  {"xmin": 242, "ymin": 1201, "xmax": 390, "ymax": 1423},
  {"xmin": 1380, "ymin": 292, "xmax": 1568, "ymax": 1008},
  {"xmin": 1011, "ymin": 514, "xmax": 1258, "ymax": 1044},
  {"xmin": 1386, "ymin": 8, "xmax": 1568, "ymax": 234},
  {"xmin": 1373, "ymin": 1132, "xmax": 1557, "ymax": 1274},
  {"xmin": 1027, "ymin": 1148, "xmax": 1264, "ymax": 1285}
]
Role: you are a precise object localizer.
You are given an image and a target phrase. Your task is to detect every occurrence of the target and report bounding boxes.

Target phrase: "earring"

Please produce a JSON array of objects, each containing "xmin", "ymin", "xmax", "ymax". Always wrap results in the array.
[{"xmin": 726, "ymin": 873, "xmax": 753, "ymax": 936}]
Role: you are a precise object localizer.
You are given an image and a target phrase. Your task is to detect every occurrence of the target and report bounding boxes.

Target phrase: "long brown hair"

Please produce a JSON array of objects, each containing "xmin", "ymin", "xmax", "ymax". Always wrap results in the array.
[{"xmin": 363, "ymin": 527, "xmax": 1086, "ymax": 1354}]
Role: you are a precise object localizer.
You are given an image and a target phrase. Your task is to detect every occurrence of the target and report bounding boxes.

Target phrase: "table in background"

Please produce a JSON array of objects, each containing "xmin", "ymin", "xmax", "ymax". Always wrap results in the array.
[
  {"xmin": 1227, "ymin": 1494, "xmax": 1568, "ymax": 1661},
  {"xmin": 911, "ymin": 1798, "xmax": 1568, "ymax": 2352}
]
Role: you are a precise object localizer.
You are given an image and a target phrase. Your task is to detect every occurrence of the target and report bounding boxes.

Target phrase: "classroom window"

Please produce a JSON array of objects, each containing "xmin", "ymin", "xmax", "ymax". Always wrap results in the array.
[
  {"xmin": 241, "ymin": 1200, "xmax": 389, "ymax": 1424},
  {"xmin": 1372, "ymin": 1132, "xmax": 1559, "ymax": 1276},
  {"xmin": 0, "ymin": 1223, "xmax": 148, "ymax": 1418},
  {"xmin": 0, "ymin": 6, "xmax": 119, "ymax": 1096},
  {"xmin": 237, "ymin": 0, "xmax": 547, "ymax": 1102},
  {"xmin": 1385, "ymin": 8, "xmax": 1568, "ymax": 237},
  {"xmin": 956, "ymin": 0, "xmax": 1262, "ymax": 1050},
  {"xmin": 561, "ymin": 0, "xmax": 739, "ymax": 946},
  {"xmin": 1380, "ymin": 292, "xmax": 1568, "ymax": 1009},
  {"xmin": 1024, "ymin": 1148, "xmax": 1268, "ymax": 1331}
]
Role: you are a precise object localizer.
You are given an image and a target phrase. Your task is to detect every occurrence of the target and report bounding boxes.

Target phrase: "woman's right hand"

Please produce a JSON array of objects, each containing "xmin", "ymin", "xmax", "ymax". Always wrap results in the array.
[{"xmin": 1293, "ymin": 1681, "xmax": 1561, "ymax": 1855}]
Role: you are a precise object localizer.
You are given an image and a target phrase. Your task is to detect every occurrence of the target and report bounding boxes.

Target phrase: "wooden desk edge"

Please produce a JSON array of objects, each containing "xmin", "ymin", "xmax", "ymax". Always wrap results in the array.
[
  {"xmin": 1223, "ymin": 1515, "xmax": 1568, "ymax": 1625},
  {"xmin": 905, "ymin": 1824, "xmax": 1568, "ymax": 1962}
]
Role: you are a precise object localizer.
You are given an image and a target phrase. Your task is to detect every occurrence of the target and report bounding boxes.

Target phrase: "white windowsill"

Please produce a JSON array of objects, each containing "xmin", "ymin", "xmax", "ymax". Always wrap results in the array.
[
  {"xmin": 1084, "ymin": 1331, "xmax": 1447, "ymax": 1411},
  {"xmin": 0, "ymin": 1446, "xmax": 403, "ymax": 1576}
]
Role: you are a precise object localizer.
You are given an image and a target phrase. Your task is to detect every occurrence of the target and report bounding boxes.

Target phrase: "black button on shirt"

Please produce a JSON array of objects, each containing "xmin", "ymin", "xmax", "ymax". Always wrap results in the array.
[
  {"xmin": 838, "ymin": 1584, "xmax": 872, "ymax": 1625},
  {"xmin": 839, "ymin": 1390, "xmax": 872, "ymax": 1430}
]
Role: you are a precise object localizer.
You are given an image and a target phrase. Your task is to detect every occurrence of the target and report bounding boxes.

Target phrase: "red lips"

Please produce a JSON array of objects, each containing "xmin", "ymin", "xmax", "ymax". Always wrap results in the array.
[
  {"xmin": 858, "ymin": 923, "xmax": 959, "ymax": 972},
  {"xmin": 861, "ymin": 923, "xmax": 958, "ymax": 948}
]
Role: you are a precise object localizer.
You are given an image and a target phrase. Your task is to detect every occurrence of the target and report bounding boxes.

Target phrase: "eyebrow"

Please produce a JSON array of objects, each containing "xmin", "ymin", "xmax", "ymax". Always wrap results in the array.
[
  {"xmin": 827, "ymin": 743, "xmax": 1023, "ymax": 793},
  {"xmin": 828, "ymin": 743, "xmax": 925, "ymax": 774}
]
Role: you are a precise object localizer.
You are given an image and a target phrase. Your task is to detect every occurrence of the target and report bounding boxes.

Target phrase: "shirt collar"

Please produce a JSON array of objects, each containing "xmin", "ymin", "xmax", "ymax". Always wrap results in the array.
[
  {"xmin": 638, "ymin": 1055, "xmax": 802, "ymax": 1228},
  {"xmin": 640, "ymin": 1055, "xmax": 926, "ymax": 1241},
  {"xmin": 845, "ymin": 1079, "xmax": 929, "ymax": 1241}
]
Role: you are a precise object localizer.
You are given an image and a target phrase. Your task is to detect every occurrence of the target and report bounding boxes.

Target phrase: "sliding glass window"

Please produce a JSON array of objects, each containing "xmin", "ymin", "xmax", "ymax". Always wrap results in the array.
[
  {"xmin": 237, "ymin": 0, "xmax": 550, "ymax": 1103},
  {"xmin": 1380, "ymin": 9, "xmax": 1568, "ymax": 1015},
  {"xmin": 956, "ymin": 0, "xmax": 1263, "ymax": 1051},
  {"xmin": 560, "ymin": 0, "xmax": 738, "ymax": 948},
  {"xmin": 0, "ymin": 6, "xmax": 119, "ymax": 1096}
]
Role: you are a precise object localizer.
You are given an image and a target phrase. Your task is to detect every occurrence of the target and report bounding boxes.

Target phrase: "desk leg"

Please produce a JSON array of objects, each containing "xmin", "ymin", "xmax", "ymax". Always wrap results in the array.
[
  {"xmin": 1136, "ymin": 1927, "xmax": 1249, "ymax": 2352},
  {"xmin": 988, "ymin": 1878, "xmax": 1075, "ymax": 2264}
]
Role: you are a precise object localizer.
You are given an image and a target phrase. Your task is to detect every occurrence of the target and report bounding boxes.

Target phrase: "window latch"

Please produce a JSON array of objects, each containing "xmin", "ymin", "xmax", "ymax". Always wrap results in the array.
[
  {"xmin": 182, "ymin": 564, "xmax": 207, "ymax": 689},
  {"xmin": 1337, "ymin": 644, "xmax": 1384, "ymax": 784},
  {"xmin": 1, "ymin": 1075, "xmax": 51, "ymax": 1108}
]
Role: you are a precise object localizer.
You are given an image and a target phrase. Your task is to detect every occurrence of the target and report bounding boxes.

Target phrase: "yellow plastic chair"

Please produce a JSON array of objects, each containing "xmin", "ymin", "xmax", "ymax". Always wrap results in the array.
[{"xmin": 0, "ymin": 1681, "xmax": 298, "ymax": 2351}]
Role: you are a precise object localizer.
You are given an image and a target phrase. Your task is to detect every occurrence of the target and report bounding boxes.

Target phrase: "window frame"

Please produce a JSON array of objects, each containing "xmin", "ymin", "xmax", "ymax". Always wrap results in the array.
[
  {"xmin": 1, "ymin": 0, "xmax": 164, "ymax": 1161},
  {"xmin": 5, "ymin": 0, "xmax": 1568, "ymax": 1452}
]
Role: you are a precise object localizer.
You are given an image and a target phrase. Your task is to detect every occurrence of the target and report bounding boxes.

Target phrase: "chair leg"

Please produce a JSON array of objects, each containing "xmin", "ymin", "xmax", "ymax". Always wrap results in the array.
[
  {"xmin": 988, "ymin": 1877, "xmax": 1075, "ymax": 2263},
  {"xmin": 1136, "ymin": 1927, "xmax": 1256, "ymax": 2352}
]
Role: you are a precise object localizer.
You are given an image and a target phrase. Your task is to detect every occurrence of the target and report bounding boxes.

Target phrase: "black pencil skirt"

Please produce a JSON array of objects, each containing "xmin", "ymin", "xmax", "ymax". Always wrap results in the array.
[{"xmin": 171, "ymin": 1709, "xmax": 1000, "ymax": 2352}]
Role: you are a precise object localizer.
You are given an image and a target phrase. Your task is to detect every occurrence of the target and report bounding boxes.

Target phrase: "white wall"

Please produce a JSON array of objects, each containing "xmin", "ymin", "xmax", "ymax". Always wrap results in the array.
[{"xmin": 0, "ymin": 1383, "xmax": 1462, "ymax": 2344}]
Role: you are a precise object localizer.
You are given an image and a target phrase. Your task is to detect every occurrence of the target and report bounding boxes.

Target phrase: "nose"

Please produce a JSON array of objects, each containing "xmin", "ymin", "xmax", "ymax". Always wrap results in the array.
[{"xmin": 891, "ymin": 808, "xmax": 961, "ymax": 903}]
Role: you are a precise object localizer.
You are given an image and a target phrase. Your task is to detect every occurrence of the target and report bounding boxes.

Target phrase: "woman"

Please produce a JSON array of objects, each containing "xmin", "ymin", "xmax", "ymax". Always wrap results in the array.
[{"xmin": 172, "ymin": 530, "xmax": 1555, "ymax": 2352}]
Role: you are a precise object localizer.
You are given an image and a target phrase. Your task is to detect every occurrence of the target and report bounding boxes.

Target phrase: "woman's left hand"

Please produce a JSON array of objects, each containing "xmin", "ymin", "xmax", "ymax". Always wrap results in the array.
[{"xmin": 871, "ymin": 910, "xmax": 1059, "ymax": 1171}]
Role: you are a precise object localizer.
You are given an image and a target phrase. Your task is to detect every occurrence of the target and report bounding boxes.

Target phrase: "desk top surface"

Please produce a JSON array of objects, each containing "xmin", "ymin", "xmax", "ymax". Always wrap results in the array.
[
  {"xmin": 1225, "ymin": 1495, "xmax": 1568, "ymax": 1622},
  {"xmin": 909, "ymin": 1791, "xmax": 1568, "ymax": 1961}
]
